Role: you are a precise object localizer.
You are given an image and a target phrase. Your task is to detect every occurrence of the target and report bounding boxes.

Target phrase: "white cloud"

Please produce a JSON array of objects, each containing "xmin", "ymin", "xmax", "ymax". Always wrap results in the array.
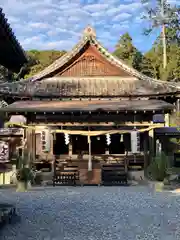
[
  {"xmin": 115, "ymin": 2, "xmax": 142, "ymax": 12},
  {"xmin": 83, "ymin": 3, "xmax": 109, "ymax": 12},
  {"xmin": 167, "ymin": 0, "xmax": 180, "ymax": 4},
  {"xmin": 134, "ymin": 16, "xmax": 144, "ymax": 24},
  {"xmin": 111, "ymin": 23, "xmax": 130, "ymax": 32},
  {"xmin": 113, "ymin": 13, "xmax": 132, "ymax": 21},
  {"xmin": 28, "ymin": 22, "xmax": 51, "ymax": 29},
  {"xmin": 1, "ymin": 0, "xmax": 153, "ymax": 52}
]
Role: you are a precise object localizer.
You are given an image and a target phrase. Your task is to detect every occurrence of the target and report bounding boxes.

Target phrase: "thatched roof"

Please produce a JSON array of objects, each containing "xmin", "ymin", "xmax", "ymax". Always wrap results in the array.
[
  {"xmin": 0, "ymin": 26, "xmax": 179, "ymax": 97},
  {"xmin": 1, "ymin": 99, "xmax": 174, "ymax": 113}
]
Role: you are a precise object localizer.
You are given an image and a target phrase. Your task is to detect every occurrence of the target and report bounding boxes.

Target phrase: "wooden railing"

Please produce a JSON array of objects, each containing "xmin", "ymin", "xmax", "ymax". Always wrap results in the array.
[{"xmin": 53, "ymin": 164, "xmax": 79, "ymax": 186}]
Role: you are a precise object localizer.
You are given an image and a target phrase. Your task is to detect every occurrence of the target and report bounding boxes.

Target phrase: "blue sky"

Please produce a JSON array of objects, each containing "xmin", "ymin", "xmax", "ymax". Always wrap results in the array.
[{"xmin": 1, "ymin": 0, "xmax": 179, "ymax": 53}]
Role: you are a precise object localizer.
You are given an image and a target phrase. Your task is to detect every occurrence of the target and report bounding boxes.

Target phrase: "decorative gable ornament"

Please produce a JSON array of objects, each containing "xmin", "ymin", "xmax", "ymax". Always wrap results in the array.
[{"xmin": 82, "ymin": 25, "xmax": 96, "ymax": 39}]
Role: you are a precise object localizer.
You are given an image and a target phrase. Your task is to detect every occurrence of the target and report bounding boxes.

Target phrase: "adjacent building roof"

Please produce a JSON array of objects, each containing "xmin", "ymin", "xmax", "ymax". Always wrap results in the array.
[
  {"xmin": 0, "ymin": 8, "xmax": 27, "ymax": 72},
  {"xmin": 0, "ymin": 25, "xmax": 179, "ymax": 97},
  {"xmin": 1, "ymin": 99, "xmax": 174, "ymax": 113}
]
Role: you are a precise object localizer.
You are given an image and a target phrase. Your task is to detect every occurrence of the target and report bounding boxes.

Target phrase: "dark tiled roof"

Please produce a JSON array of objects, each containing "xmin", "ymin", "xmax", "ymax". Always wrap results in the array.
[
  {"xmin": 1, "ymin": 99, "xmax": 174, "ymax": 112},
  {"xmin": 0, "ymin": 77, "xmax": 179, "ymax": 97}
]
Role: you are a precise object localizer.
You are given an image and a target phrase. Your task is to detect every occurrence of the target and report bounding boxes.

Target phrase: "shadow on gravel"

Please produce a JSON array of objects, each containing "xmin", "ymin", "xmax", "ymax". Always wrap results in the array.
[{"xmin": 0, "ymin": 214, "xmax": 21, "ymax": 229}]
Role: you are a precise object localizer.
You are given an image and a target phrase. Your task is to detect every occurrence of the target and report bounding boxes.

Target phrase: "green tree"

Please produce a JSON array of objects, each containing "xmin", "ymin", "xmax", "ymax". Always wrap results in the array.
[
  {"xmin": 140, "ymin": 56, "xmax": 155, "ymax": 78},
  {"xmin": 144, "ymin": 28, "xmax": 180, "ymax": 81},
  {"xmin": 113, "ymin": 33, "xmax": 143, "ymax": 71},
  {"xmin": 141, "ymin": 0, "xmax": 180, "ymax": 71},
  {"xmin": 24, "ymin": 50, "xmax": 66, "ymax": 78}
]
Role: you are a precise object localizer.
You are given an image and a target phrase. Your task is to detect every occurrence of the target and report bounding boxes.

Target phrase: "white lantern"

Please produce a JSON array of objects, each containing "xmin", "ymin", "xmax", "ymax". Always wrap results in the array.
[
  {"xmin": 120, "ymin": 134, "xmax": 123, "ymax": 142},
  {"xmin": 64, "ymin": 133, "xmax": 70, "ymax": 145},
  {"xmin": 41, "ymin": 129, "xmax": 50, "ymax": 152},
  {"xmin": 156, "ymin": 139, "xmax": 162, "ymax": 154},
  {"xmin": 131, "ymin": 131, "xmax": 140, "ymax": 153}
]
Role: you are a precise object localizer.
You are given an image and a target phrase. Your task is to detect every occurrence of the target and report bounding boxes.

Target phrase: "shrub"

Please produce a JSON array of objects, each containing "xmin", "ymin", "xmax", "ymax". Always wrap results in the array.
[
  {"xmin": 16, "ymin": 168, "xmax": 34, "ymax": 182},
  {"xmin": 147, "ymin": 152, "xmax": 169, "ymax": 181}
]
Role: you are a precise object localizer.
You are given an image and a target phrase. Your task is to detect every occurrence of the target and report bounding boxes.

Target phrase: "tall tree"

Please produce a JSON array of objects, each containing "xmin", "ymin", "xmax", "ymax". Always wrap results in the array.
[
  {"xmin": 142, "ymin": 0, "xmax": 180, "ymax": 69},
  {"xmin": 113, "ymin": 33, "xmax": 143, "ymax": 71},
  {"xmin": 144, "ymin": 30, "xmax": 180, "ymax": 81}
]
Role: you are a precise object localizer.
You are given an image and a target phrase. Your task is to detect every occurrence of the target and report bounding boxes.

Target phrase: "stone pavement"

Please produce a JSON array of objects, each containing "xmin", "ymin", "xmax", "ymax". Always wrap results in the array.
[{"xmin": 0, "ymin": 186, "xmax": 180, "ymax": 240}]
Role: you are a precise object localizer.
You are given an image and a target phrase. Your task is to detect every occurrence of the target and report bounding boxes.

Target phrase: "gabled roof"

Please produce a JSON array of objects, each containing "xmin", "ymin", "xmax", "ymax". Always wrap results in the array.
[
  {"xmin": 0, "ymin": 25, "xmax": 179, "ymax": 98},
  {"xmin": 29, "ymin": 26, "xmax": 178, "ymax": 88},
  {"xmin": 0, "ymin": 8, "xmax": 27, "ymax": 72}
]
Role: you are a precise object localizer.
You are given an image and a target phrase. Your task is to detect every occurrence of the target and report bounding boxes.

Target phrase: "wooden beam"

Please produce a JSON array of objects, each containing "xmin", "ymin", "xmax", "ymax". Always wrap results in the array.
[{"xmin": 30, "ymin": 122, "xmax": 153, "ymax": 127}]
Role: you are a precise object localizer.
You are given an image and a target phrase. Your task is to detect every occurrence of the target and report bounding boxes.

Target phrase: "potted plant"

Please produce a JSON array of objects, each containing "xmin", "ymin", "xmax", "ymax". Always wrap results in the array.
[{"xmin": 16, "ymin": 167, "xmax": 34, "ymax": 192}]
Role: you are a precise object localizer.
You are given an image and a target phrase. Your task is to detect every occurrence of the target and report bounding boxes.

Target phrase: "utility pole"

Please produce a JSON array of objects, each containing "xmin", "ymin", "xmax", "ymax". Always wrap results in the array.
[{"xmin": 161, "ymin": 0, "xmax": 167, "ymax": 69}]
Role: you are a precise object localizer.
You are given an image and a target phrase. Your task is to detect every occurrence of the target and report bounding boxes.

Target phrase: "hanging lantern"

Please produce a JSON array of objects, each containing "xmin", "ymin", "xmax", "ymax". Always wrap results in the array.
[
  {"xmin": 156, "ymin": 139, "xmax": 162, "ymax": 154},
  {"xmin": 106, "ymin": 134, "xmax": 111, "ymax": 146},
  {"xmin": 131, "ymin": 131, "xmax": 140, "ymax": 153},
  {"xmin": 97, "ymin": 136, "xmax": 100, "ymax": 141},
  {"xmin": 41, "ymin": 129, "xmax": 50, "ymax": 152},
  {"xmin": 120, "ymin": 134, "xmax": 123, "ymax": 142},
  {"xmin": 64, "ymin": 133, "xmax": 70, "ymax": 145}
]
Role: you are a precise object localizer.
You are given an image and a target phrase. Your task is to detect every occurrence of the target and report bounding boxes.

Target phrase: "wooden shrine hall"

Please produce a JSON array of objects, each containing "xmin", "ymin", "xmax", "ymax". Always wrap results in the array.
[{"xmin": 0, "ymin": 26, "xmax": 180, "ymax": 185}]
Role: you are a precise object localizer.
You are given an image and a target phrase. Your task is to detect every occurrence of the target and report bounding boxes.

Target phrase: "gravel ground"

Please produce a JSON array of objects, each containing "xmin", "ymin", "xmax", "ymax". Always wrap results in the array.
[{"xmin": 0, "ymin": 186, "xmax": 180, "ymax": 240}]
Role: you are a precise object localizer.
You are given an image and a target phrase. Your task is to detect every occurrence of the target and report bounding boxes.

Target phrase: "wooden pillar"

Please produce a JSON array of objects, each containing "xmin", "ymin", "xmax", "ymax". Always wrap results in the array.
[
  {"xmin": 32, "ymin": 129, "xmax": 36, "ymax": 164},
  {"xmin": 164, "ymin": 113, "xmax": 170, "ymax": 127},
  {"xmin": 88, "ymin": 135, "xmax": 92, "ymax": 171},
  {"xmin": 50, "ymin": 132, "xmax": 54, "ymax": 173},
  {"xmin": 26, "ymin": 128, "xmax": 30, "ymax": 166},
  {"xmin": 176, "ymin": 99, "xmax": 180, "ymax": 112},
  {"xmin": 69, "ymin": 136, "xmax": 73, "ymax": 157},
  {"xmin": 148, "ymin": 129, "xmax": 155, "ymax": 161},
  {"xmin": 50, "ymin": 132, "xmax": 54, "ymax": 156},
  {"xmin": 53, "ymin": 155, "xmax": 56, "ymax": 187},
  {"xmin": 26, "ymin": 128, "xmax": 36, "ymax": 167},
  {"xmin": 143, "ymin": 132, "xmax": 149, "ymax": 169}
]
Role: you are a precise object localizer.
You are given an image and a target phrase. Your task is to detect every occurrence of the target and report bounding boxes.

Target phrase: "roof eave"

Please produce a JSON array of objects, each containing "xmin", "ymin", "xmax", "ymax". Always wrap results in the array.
[{"xmin": 0, "ymin": 8, "xmax": 28, "ymax": 72}]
